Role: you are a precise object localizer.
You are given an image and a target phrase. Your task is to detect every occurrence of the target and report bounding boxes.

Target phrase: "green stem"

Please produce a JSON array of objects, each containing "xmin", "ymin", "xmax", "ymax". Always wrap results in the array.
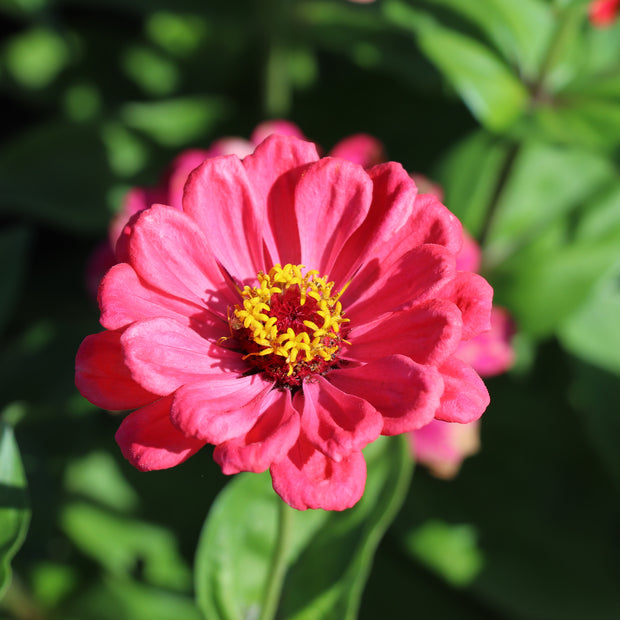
[{"xmin": 258, "ymin": 498, "xmax": 294, "ymax": 620}]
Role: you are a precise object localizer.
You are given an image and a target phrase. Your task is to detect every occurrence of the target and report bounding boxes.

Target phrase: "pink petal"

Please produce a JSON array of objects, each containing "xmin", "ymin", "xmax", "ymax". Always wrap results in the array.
[
  {"xmin": 408, "ymin": 192, "xmax": 463, "ymax": 253},
  {"xmin": 344, "ymin": 244, "xmax": 456, "ymax": 327},
  {"xmin": 128, "ymin": 205, "xmax": 237, "ymax": 316},
  {"xmin": 99, "ymin": 262, "xmax": 216, "ymax": 331},
  {"xmin": 121, "ymin": 317, "xmax": 242, "ymax": 396},
  {"xmin": 329, "ymin": 133, "xmax": 386, "ymax": 168},
  {"xmin": 297, "ymin": 376, "xmax": 382, "ymax": 462},
  {"xmin": 410, "ymin": 419, "xmax": 480, "ymax": 479},
  {"xmin": 110, "ymin": 185, "xmax": 165, "ymax": 248},
  {"xmin": 330, "ymin": 162, "xmax": 418, "ymax": 287},
  {"xmin": 456, "ymin": 306, "xmax": 515, "ymax": 377},
  {"xmin": 270, "ymin": 433, "xmax": 367, "ymax": 510},
  {"xmin": 115, "ymin": 395, "xmax": 205, "ymax": 471},
  {"xmin": 250, "ymin": 120, "xmax": 305, "ymax": 145},
  {"xmin": 213, "ymin": 389, "xmax": 299, "ymax": 474},
  {"xmin": 165, "ymin": 148, "xmax": 210, "ymax": 210},
  {"xmin": 455, "ymin": 230, "xmax": 482, "ymax": 273},
  {"xmin": 328, "ymin": 355, "xmax": 444, "ymax": 434},
  {"xmin": 243, "ymin": 134, "xmax": 320, "ymax": 266},
  {"xmin": 434, "ymin": 357, "xmax": 490, "ymax": 424},
  {"xmin": 440, "ymin": 271, "xmax": 493, "ymax": 340},
  {"xmin": 345, "ymin": 299, "xmax": 462, "ymax": 366},
  {"xmin": 294, "ymin": 157, "xmax": 373, "ymax": 275},
  {"xmin": 182, "ymin": 154, "xmax": 266, "ymax": 283},
  {"xmin": 75, "ymin": 331, "xmax": 157, "ymax": 411},
  {"xmin": 170, "ymin": 373, "xmax": 274, "ymax": 443}
]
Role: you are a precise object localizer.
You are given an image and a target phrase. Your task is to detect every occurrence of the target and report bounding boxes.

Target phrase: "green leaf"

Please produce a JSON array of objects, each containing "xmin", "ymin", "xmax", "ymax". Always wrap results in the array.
[
  {"xmin": 559, "ymin": 257, "xmax": 620, "ymax": 375},
  {"xmin": 420, "ymin": 0, "xmax": 553, "ymax": 80},
  {"xmin": 484, "ymin": 141, "xmax": 615, "ymax": 266},
  {"xmin": 64, "ymin": 576, "xmax": 202, "ymax": 620},
  {"xmin": 0, "ymin": 122, "xmax": 113, "ymax": 233},
  {"xmin": 404, "ymin": 519, "xmax": 484, "ymax": 587},
  {"xmin": 121, "ymin": 97, "xmax": 228, "ymax": 147},
  {"xmin": 496, "ymin": 233, "xmax": 620, "ymax": 337},
  {"xmin": 0, "ymin": 225, "xmax": 31, "ymax": 336},
  {"xmin": 0, "ymin": 419, "xmax": 30, "ymax": 599},
  {"xmin": 435, "ymin": 129, "xmax": 509, "ymax": 237},
  {"xmin": 195, "ymin": 435, "xmax": 413, "ymax": 620},
  {"xmin": 61, "ymin": 502, "xmax": 191, "ymax": 591},
  {"xmin": 384, "ymin": 1, "xmax": 529, "ymax": 131}
]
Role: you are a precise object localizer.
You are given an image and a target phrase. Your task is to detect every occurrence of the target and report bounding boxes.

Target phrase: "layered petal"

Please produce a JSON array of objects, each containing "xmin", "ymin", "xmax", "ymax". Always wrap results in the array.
[
  {"xmin": 99, "ymin": 262, "xmax": 215, "ymax": 331},
  {"xmin": 344, "ymin": 244, "xmax": 456, "ymax": 326},
  {"xmin": 330, "ymin": 162, "xmax": 419, "ymax": 287},
  {"xmin": 328, "ymin": 355, "xmax": 444, "ymax": 434},
  {"xmin": 115, "ymin": 395, "xmax": 205, "ymax": 471},
  {"xmin": 434, "ymin": 357, "xmax": 490, "ymax": 424},
  {"xmin": 440, "ymin": 271, "xmax": 493, "ymax": 340},
  {"xmin": 128, "ymin": 205, "xmax": 237, "ymax": 316},
  {"xmin": 243, "ymin": 134, "xmax": 319, "ymax": 266},
  {"xmin": 345, "ymin": 299, "xmax": 462, "ymax": 367},
  {"xmin": 170, "ymin": 373, "xmax": 273, "ymax": 443},
  {"xmin": 294, "ymin": 157, "xmax": 373, "ymax": 275},
  {"xmin": 297, "ymin": 376, "xmax": 382, "ymax": 462},
  {"xmin": 213, "ymin": 389, "xmax": 299, "ymax": 474},
  {"xmin": 75, "ymin": 331, "xmax": 156, "ymax": 410},
  {"xmin": 183, "ymin": 154, "xmax": 265, "ymax": 283},
  {"xmin": 270, "ymin": 433, "xmax": 367, "ymax": 511},
  {"xmin": 121, "ymin": 317, "xmax": 241, "ymax": 396}
]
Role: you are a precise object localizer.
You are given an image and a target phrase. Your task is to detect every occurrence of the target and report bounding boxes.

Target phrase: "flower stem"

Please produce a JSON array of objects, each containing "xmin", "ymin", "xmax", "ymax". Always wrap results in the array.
[{"xmin": 259, "ymin": 498, "xmax": 294, "ymax": 620}]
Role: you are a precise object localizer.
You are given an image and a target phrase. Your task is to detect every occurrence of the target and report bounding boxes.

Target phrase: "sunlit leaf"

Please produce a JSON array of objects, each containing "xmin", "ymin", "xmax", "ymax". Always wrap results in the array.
[
  {"xmin": 404, "ymin": 519, "xmax": 484, "ymax": 587},
  {"xmin": 121, "ymin": 97, "xmax": 228, "ymax": 147},
  {"xmin": 0, "ymin": 419, "xmax": 30, "ymax": 598},
  {"xmin": 384, "ymin": 1, "xmax": 529, "ymax": 131},
  {"xmin": 420, "ymin": 0, "xmax": 553, "ymax": 79},
  {"xmin": 4, "ymin": 27, "xmax": 69, "ymax": 89}
]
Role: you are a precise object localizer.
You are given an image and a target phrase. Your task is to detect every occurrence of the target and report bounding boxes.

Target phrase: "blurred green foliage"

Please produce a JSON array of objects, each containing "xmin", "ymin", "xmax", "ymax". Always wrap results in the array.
[{"xmin": 0, "ymin": 0, "xmax": 619, "ymax": 618}]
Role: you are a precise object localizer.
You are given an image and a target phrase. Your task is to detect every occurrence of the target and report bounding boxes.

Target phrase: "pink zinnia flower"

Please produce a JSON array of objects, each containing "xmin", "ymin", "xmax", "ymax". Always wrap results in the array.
[
  {"xmin": 271, "ymin": 129, "xmax": 513, "ymax": 481},
  {"xmin": 589, "ymin": 0, "xmax": 620, "ymax": 26},
  {"xmin": 76, "ymin": 134, "xmax": 493, "ymax": 510}
]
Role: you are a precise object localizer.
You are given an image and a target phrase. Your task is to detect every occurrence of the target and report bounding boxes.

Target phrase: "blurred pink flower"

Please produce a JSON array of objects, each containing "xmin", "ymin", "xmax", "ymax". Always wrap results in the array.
[
  {"xmin": 410, "ymin": 234, "xmax": 514, "ymax": 478},
  {"xmin": 589, "ymin": 0, "xmax": 620, "ymax": 26},
  {"xmin": 76, "ymin": 134, "xmax": 493, "ymax": 510}
]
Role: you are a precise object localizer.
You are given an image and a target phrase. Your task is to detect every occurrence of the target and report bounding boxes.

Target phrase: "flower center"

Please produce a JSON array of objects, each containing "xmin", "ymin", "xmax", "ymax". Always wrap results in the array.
[{"xmin": 230, "ymin": 264, "xmax": 349, "ymax": 387}]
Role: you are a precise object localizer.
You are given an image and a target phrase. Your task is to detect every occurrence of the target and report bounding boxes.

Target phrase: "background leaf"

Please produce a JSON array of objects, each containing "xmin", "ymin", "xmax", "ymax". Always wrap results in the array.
[{"xmin": 0, "ymin": 420, "xmax": 30, "ymax": 599}]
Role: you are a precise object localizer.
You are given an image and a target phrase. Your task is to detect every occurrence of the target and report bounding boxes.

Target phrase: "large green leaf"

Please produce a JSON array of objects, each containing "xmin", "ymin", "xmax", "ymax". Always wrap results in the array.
[
  {"xmin": 483, "ymin": 141, "xmax": 614, "ymax": 266},
  {"xmin": 435, "ymin": 129, "xmax": 510, "ymax": 237},
  {"xmin": 384, "ymin": 1, "xmax": 529, "ymax": 132},
  {"xmin": 559, "ymin": 258, "xmax": 620, "ymax": 375},
  {"xmin": 421, "ymin": 0, "xmax": 553, "ymax": 79},
  {"xmin": 0, "ymin": 420, "xmax": 30, "ymax": 598},
  {"xmin": 195, "ymin": 435, "xmax": 412, "ymax": 620}
]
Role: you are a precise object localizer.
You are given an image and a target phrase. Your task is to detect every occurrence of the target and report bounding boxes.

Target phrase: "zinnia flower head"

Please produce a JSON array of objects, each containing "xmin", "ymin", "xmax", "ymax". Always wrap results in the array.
[
  {"xmin": 588, "ymin": 0, "xmax": 620, "ymax": 26},
  {"xmin": 76, "ymin": 134, "xmax": 492, "ymax": 511}
]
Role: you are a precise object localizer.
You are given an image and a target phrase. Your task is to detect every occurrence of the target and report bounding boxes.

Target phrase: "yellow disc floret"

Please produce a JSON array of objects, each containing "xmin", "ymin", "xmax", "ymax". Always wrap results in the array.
[{"xmin": 230, "ymin": 264, "xmax": 350, "ymax": 386}]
